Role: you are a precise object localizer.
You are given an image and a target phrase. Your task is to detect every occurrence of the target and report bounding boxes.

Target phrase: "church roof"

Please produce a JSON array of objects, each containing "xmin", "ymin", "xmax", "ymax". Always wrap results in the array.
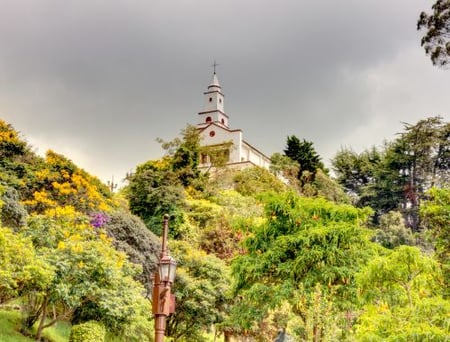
[{"xmin": 197, "ymin": 121, "xmax": 241, "ymax": 133}]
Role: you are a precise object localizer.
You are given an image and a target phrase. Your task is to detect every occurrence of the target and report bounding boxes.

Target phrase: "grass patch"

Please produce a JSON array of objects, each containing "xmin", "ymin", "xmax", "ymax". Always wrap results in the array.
[
  {"xmin": 39, "ymin": 321, "xmax": 71, "ymax": 342},
  {"xmin": 0, "ymin": 310, "xmax": 125, "ymax": 342},
  {"xmin": 0, "ymin": 310, "xmax": 71, "ymax": 342},
  {"xmin": 0, "ymin": 310, "xmax": 33, "ymax": 342}
]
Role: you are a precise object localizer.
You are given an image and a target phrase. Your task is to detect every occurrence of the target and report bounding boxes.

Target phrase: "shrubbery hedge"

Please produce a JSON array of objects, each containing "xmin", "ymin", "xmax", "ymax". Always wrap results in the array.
[{"xmin": 69, "ymin": 321, "xmax": 105, "ymax": 342}]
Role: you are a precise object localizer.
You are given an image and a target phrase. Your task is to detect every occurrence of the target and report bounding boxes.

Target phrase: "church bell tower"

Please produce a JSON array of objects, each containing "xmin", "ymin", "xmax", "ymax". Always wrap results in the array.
[{"xmin": 198, "ymin": 71, "xmax": 229, "ymax": 128}]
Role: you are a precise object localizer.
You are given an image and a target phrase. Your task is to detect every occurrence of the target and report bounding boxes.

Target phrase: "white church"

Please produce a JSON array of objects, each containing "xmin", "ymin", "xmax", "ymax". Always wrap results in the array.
[{"xmin": 197, "ymin": 72, "xmax": 271, "ymax": 171}]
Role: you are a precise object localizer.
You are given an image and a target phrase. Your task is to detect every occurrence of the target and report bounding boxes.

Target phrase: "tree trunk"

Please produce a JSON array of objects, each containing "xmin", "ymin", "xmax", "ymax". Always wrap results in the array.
[
  {"xmin": 35, "ymin": 295, "xmax": 48, "ymax": 341},
  {"xmin": 313, "ymin": 324, "xmax": 319, "ymax": 342},
  {"xmin": 21, "ymin": 298, "xmax": 43, "ymax": 333}
]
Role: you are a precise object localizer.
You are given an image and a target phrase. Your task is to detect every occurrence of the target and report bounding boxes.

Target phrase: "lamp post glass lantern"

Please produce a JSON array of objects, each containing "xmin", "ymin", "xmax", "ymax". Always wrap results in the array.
[{"xmin": 159, "ymin": 255, "xmax": 177, "ymax": 283}]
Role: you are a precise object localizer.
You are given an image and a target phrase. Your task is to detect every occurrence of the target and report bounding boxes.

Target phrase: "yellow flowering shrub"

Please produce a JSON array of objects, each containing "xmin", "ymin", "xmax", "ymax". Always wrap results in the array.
[
  {"xmin": 0, "ymin": 120, "xmax": 27, "ymax": 158},
  {"xmin": 22, "ymin": 150, "xmax": 117, "ymax": 214}
]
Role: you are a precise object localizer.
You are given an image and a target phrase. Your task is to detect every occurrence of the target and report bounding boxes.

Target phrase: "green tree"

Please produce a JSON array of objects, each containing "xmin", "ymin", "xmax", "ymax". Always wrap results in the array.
[
  {"xmin": 0, "ymin": 225, "xmax": 52, "ymax": 304},
  {"xmin": 421, "ymin": 187, "xmax": 450, "ymax": 295},
  {"xmin": 126, "ymin": 159, "xmax": 186, "ymax": 237},
  {"xmin": 367, "ymin": 141, "xmax": 408, "ymax": 219},
  {"xmin": 230, "ymin": 192, "xmax": 375, "ymax": 339},
  {"xmin": 185, "ymin": 197, "xmax": 239, "ymax": 260},
  {"xmin": 332, "ymin": 117, "xmax": 450, "ymax": 230},
  {"xmin": 372, "ymin": 211, "xmax": 415, "ymax": 249},
  {"xmin": 331, "ymin": 146, "xmax": 381, "ymax": 203},
  {"xmin": 158, "ymin": 124, "xmax": 205, "ymax": 187},
  {"xmin": 395, "ymin": 117, "xmax": 450, "ymax": 229},
  {"xmin": 301, "ymin": 169, "xmax": 349, "ymax": 203},
  {"xmin": 357, "ymin": 246, "xmax": 442, "ymax": 308},
  {"xmin": 418, "ymin": 0, "xmax": 450, "ymax": 68},
  {"xmin": 166, "ymin": 240, "xmax": 230, "ymax": 341},
  {"xmin": 284, "ymin": 136, "xmax": 325, "ymax": 182},
  {"xmin": 186, "ymin": 189, "xmax": 262, "ymax": 261},
  {"xmin": 289, "ymin": 285, "xmax": 341, "ymax": 342},
  {"xmin": 355, "ymin": 246, "xmax": 449, "ymax": 341},
  {"xmin": 20, "ymin": 207, "xmax": 149, "ymax": 340},
  {"xmin": 127, "ymin": 126, "xmax": 211, "ymax": 237},
  {"xmin": 332, "ymin": 142, "xmax": 406, "ymax": 220},
  {"xmin": 0, "ymin": 186, "xmax": 27, "ymax": 229},
  {"xmin": 103, "ymin": 209, "xmax": 160, "ymax": 295}
]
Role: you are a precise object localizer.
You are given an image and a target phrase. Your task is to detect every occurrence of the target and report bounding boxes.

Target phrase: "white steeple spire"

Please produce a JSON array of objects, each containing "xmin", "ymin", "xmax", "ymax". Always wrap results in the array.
[
  {"xmin": 198, "ymin": 68, "xmax": 229, "ymax": 128},
  {"xmin": 208, "ymin": 72, "xmax": 221, "ymax": 89}
]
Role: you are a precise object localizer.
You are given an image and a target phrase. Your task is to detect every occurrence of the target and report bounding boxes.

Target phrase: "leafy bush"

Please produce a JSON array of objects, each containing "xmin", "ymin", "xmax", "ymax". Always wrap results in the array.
[
  {"xmin": 103, "ymin": 209, "xmax": 160, "ymax": 294},
  {"xmin": 0, "ymin": 186, "xmax": 27, "ymax": 230},
  {"xmin": 0, "ymin": 226, "xmax": 52, "ymax": 304},
  {"xmin": 69, "ymin": 321, "xmax": 105, "ymax": 342},
  {"xmin": 233, "ymin": 166, "xmax": 286, "ymax": 196}
]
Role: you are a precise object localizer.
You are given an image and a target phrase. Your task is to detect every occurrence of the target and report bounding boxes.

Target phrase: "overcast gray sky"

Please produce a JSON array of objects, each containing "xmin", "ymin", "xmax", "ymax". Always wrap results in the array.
[{"xmin": 1, "ymin": 0, "xmax": 449, "ymax": 185}]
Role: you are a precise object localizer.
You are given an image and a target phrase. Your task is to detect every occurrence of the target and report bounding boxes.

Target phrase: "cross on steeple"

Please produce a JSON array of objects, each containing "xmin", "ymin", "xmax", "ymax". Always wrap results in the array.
[{"xmin": 211, "ymin": 60, "xmax": 219, "ymax": 74}]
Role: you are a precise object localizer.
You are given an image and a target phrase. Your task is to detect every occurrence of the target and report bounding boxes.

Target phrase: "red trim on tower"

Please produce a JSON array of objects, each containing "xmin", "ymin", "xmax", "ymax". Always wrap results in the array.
[
  {"xmin": 197, "ymin": 122, "xmax": 242, "ymax": 133},
  {"xmin": 198, "ymin": 110, "xmax": 229, "ymax": 119}
]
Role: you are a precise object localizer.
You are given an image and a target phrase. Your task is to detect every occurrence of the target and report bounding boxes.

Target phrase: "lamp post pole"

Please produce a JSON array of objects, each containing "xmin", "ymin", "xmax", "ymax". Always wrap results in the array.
[{"xmin": 153, "ymin": 214, "xmax": 177, "ymax": 342}]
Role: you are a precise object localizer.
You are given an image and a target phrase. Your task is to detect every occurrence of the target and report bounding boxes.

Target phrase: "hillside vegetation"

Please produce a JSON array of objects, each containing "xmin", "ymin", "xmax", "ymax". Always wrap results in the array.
[{"xmin": 0, "ymin": 118, "xmax": 449, "ymax": 341}]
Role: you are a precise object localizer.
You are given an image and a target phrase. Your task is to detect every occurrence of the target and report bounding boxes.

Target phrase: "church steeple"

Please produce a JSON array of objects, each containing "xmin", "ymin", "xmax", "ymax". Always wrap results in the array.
[{"xmin": 198, "ymin": 70, "xmax": 229, "ymax": 128}]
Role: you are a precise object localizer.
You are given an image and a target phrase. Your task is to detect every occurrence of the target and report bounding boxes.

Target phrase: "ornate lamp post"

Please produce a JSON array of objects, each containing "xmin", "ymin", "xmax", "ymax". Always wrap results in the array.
[{"xmin": 152, "ymin": 214, "xmax": 177, "ymax": 342}]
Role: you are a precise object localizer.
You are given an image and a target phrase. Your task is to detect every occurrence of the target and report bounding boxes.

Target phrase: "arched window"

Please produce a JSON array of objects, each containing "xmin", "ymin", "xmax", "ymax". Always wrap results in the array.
[
  {"xmin": 206, "ymin": 117, "xmax": 212, "ymax": 123},
  {"xmin": 221, "ymin": 118, "xmax": 225, "ymax": 125}
]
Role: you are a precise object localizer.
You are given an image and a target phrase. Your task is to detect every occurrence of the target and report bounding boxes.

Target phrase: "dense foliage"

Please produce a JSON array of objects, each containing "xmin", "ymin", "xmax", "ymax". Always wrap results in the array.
[
  {"xmin": 1, "ymin": 117, "xmax": 449, "ymax": 341},
  {"xmin": 283, "ymin": 135, "xmax": 326, "ymax": 183},
  {"xmin": 0, "ymin": 120, "xmax": 154, "ymax": 341},
  {"xmin": 166, "ymin": 241, "xmax": 230, "ymax": 341},
  {"xmin": 332, "ymin": 116, "xmax": 450, "ymax": 230},
  {"xmin": 229, "ymin": 192, "xmax": 375, "ymax": 340},
  {"xmin": 355, "ymin": 246, "xmax": 448, "ymax": 341},
  {"xmin": 69, "ymin": 321, "xmax": 106, "ymax": 342},
  {"xmin": 421, "ymin": 187, "xmax": 450, "ymax": 295}
]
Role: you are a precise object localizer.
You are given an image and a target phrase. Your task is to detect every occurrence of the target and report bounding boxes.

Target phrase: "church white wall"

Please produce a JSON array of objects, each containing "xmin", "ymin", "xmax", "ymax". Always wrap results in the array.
[
  {"xmin": 199, "ymin": 125, "xmax": 242, "ymax": 164},
  {"xmin": 242, "ymin": 142, "xmax": 271, "ymax": 169}
]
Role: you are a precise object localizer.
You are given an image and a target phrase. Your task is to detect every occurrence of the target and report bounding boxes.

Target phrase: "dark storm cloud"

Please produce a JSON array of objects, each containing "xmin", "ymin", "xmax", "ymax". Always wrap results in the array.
[{"xmin": 0, "ymin": 0, "xmax": 448, "ymax": 183}]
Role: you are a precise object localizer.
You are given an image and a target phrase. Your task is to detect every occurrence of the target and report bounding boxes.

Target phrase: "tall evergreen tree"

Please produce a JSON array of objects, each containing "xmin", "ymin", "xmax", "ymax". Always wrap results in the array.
[
  {"xmin": 332, "ymin": 146, "xmax": 381, "ymax": 201},
  {"xmin": 283, "ymin": 136, "xmax": 325, "ymax": 182},
  {"xmin": 332, "ymin": 116, "xmax": 450, "ymax": 230}
]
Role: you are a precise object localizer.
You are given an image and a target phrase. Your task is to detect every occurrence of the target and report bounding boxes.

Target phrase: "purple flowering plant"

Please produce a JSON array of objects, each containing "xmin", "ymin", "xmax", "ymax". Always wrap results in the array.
[{"xmin": 90, "ymin": 212, "xmax": 110, "ymax": 228}]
